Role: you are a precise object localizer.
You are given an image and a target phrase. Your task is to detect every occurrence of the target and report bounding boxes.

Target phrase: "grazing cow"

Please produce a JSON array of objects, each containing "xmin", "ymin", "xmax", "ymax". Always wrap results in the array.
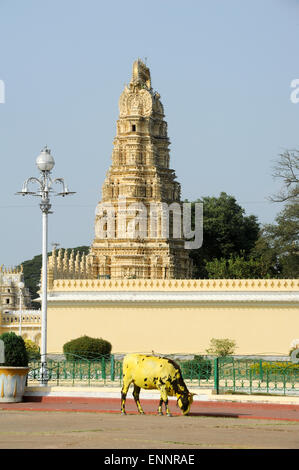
[{"xmin": 121, "ymin": 353, "xmax": 195, "ymax": 416}]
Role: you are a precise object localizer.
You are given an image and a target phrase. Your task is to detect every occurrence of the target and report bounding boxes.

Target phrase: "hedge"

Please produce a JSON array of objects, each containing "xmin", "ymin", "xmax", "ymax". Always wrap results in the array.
[{"xmin": 63, "ymin": 335, "xmax": 112, "ymax": 361}]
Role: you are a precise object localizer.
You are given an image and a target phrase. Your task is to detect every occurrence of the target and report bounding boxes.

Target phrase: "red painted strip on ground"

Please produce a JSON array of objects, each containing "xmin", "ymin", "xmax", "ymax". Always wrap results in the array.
[{"xmin": 1, "ymin": 397, "xmax": 299, "ymax": 421}]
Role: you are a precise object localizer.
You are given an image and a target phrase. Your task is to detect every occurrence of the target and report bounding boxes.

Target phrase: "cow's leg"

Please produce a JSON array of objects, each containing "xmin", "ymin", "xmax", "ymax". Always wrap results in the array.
[
  {"xmin": 158, "ymin": 398, "xmax": 164, "ymax": 415},
  {"xmin": 158, "ymin": 386, "xmax": 172, "ymax": 417},
  {"xmin": 133, "ymin": 384, "xmax": 145, "ymax": 415},
  {"xmin": 121, "ymin": 379, "xmax": 131, "ymax": 415}
]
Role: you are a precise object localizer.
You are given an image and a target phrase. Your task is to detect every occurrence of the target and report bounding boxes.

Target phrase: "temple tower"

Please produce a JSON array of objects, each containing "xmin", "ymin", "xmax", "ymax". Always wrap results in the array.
[{"xmin": 90, "ymin": 59, "xmax": 192, "ymax": 279}]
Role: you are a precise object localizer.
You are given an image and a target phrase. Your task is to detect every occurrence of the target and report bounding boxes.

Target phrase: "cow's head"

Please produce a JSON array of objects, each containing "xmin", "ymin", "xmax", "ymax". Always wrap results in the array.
[{"xmin": 177, "ymin": 392, "xmax": 195, "ymax": 415}]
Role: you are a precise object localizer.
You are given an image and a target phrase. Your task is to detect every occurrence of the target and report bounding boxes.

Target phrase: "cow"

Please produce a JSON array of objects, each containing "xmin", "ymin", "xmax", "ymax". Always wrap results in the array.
[{"xmin": 120, "ymin": 353, "xmax": 195, "ymax": 416}]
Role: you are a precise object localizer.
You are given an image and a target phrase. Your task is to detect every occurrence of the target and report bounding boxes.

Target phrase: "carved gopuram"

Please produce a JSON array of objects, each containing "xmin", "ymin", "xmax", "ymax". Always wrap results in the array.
[{"xmin": 89, "ymin": 59, "xmax": 192, "ymax": 279}]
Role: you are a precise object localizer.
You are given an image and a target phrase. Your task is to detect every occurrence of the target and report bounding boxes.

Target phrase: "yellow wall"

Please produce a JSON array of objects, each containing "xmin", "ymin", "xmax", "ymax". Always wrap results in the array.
[{"xmin": 47, "ymin": 279, "xmax": 299, "ymax": 355}]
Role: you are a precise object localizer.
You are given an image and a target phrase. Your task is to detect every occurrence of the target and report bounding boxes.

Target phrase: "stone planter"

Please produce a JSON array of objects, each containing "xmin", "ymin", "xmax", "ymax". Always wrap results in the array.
[{"xmin": 0, "ymin": 367, "xmax": 30, "ymax": 403}]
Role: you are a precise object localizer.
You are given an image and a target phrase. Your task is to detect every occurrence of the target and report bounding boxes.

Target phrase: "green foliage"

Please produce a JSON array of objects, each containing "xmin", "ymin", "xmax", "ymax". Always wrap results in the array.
[
  {"xmin": 0, "ymin": 332, "xmax": 29, "ymax": 367},
  {"xmin": 260, "ymin": 202, "xmax": 299, "ymax": 278},
  {"xmin": 19, "ymin": 246, "xmax": 90, "ymax": 308},
  {"xmin": 250, "ymin": 234, "xmax": 281, "ymax": 277},
  {"xmin": 63, "ymin": 335, "xmax": 112, "ymax": 361},
  {"xmin": 205, "ymin": 253, "xmax": 271, "ymax": 279},
  {"xmin": 186, "ymin": 191, "xmax": 298, "ymax": 279},
  {"xmin": 180, "ymin": 355, "xmax": 212, "ymax": 380},
  {"xmin": 250, "ymin": 361, "xmax": 299, "ymax": 375},
  {"xmin": 188, "ymin": 192, "xmax": 260, "ymax": 278},
  {"xmin": 24, "ymin": 339, "xmax": 40, "ymax": 361},
  {"xmin": 206, "ymin": 338, "xmax": 237, "ymax": 357}
]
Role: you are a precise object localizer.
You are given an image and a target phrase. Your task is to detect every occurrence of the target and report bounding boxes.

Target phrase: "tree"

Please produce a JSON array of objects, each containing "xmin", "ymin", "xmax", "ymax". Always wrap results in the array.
[
  {"xmin": 271, "ymin": 149, "xmax": 299, "ymax": 203},
  {"xmin": 206, "ymin": 338, "xmax": 237, "ymax": 357},
  {"xmin": 205, "ymin": 253, "xmax": 271, "ymax": 279},
  {"xmin": 256, "ymin": 148, "xmax": 299, "ymax": 279},
  {"xmin": 250, "ymin": 232, "xmax": 281, "ymax": 278},
  {"xmin": 188, "ymin": 192, "xmax": 260, "ymax": 278},
  {"xmin": 260, "ymin": 202, "xmax": 299, "ymax": 278}
]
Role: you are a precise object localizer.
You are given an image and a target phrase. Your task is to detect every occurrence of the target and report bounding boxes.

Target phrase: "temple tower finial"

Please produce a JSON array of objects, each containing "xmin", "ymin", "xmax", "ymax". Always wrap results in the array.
[{"xmin": 131, "ymin": 59, "xmax": 151, "ymax": 89}]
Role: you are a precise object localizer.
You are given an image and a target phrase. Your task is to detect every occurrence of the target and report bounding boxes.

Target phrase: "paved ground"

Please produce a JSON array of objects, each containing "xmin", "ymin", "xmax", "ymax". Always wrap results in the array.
[
  {"xmin": 1, "ymin": 397, "xmax": 299, "ymax": 449},
  {"xmin": 1, "ymin": 409, "xmax": 299, "ymax": 449}
]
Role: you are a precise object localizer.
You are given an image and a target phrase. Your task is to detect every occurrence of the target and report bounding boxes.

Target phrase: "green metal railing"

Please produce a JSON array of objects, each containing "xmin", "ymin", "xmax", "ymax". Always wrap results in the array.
[
  {"xmin": 27, "ymin": 354, "xmax": 213, "ymax": 387},
  {"xmin": 177, "ymin": 357, "xmax": 213, "ymax": 388},
  {"xmin": 27, "ymin": 354, "xmax": 299, "ymax": 396},
  {"xmin": 216, "ymin": 357, "xmax": 299, "ymax": 396},
  {"xmin": 28, "ymin": 354, "xmax": 123, "ymax": 387}
]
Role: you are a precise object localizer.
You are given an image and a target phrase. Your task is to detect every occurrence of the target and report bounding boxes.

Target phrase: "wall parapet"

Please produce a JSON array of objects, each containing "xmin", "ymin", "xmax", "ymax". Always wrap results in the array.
[
  {"xmin": 0, "ymin": 310, "xmax": 41, "ymax": 327},
  {"xmin": 51, "ymin": 278, "xmax": 299, "ymax": 292}
]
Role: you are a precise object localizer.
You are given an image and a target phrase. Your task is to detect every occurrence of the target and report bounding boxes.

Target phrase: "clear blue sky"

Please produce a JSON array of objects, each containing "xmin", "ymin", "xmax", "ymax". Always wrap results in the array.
[{"xmin": 0, "ymin": 0, "xmax": 298, "ymax": 267}]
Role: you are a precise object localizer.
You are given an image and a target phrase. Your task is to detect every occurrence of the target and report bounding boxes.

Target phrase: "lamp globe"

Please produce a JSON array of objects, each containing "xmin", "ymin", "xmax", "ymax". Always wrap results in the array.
[{"xmin": 36, "ymin": 146, "xmax": 55, "ymax": 172}]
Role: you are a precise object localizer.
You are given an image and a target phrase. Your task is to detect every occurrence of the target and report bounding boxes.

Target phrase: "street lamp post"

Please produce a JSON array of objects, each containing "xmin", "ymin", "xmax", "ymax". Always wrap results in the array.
[
  {"xmin": 16, "ymin": 146, "xmax": 75, "ymax": 385},
  {"xmin": 18, "ymin": 281, "xmax": 25, "ymax": 336}
]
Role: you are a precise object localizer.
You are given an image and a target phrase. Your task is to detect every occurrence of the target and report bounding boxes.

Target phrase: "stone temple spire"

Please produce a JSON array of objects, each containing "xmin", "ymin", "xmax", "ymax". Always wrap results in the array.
[{"xmin": 90, "ymin": 60, "xmax": 192, "ymax": 279}]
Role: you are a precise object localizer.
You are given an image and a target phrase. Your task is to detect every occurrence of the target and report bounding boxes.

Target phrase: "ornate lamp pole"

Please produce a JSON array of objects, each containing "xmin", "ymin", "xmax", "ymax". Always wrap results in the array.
[
  {"xmin": 16, "ymin": 146, "xmax": 75, "ymax": 385},
  {"xmin": 18, "ymin": 281, "xmax": 24, "ymax": 336}
]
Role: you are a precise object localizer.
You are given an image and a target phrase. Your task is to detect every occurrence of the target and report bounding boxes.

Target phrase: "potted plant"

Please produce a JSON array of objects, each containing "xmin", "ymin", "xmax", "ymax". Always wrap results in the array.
[{"xmin": 0, "ymin": 332, "xmax": 30, "ymax": 403}]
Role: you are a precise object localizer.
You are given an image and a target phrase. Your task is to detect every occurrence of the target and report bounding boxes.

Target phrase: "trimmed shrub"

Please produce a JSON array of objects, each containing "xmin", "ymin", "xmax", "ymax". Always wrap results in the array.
[
  {"xmin": 63, "ymin": 335, "xmax": 112, "ymax": 361},
  {"xmin": 0, "ymin": 332, "xmax": 29, "ymax": 367}
]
